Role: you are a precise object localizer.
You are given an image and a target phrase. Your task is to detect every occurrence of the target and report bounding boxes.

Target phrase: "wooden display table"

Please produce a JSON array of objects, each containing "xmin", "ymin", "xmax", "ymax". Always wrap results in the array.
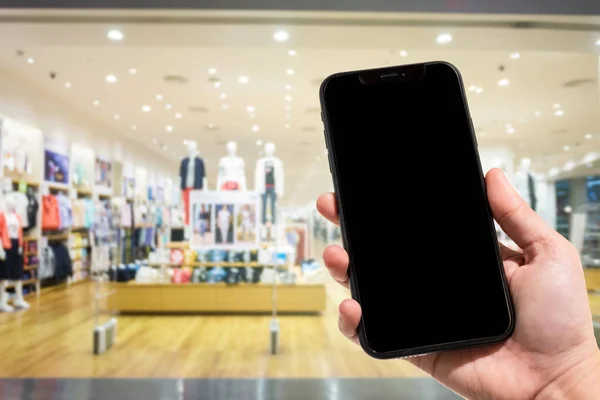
[
  {"xmin": 109, "ymin": 282, "xmax": 326, "ymax": 314},
  {"xmin": 584, "ymin": 268, "xmax": 600, "ymax": 291}
]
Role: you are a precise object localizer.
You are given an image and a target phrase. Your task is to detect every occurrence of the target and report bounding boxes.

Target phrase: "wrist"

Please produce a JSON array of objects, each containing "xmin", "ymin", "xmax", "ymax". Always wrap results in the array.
[{"xmin": 535, "ymin": 349, "xmax": 600, "ymax": 400}]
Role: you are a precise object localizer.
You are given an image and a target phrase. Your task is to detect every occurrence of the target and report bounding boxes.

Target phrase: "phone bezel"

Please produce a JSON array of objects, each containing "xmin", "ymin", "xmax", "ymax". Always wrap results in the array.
[{"xmin": 319, "ymin": 61, "xmax": 515, "ymax": 360}]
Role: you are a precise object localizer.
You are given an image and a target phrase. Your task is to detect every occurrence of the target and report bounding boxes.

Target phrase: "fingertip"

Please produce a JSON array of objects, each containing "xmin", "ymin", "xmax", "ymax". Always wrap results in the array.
[
  {"xmin": 316, "ymin": 192, "xmax": 339, "ymax": 224},
  {"xmin": 339, "ymin": 299, "xmax": 361, "ymax": 323}
]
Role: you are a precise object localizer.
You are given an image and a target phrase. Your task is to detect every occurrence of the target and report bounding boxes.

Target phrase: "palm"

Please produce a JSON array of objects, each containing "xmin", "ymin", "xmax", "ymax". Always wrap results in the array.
[{"xmin": 412, "ymin": 241, "xmax": 593, "ymax": 400}]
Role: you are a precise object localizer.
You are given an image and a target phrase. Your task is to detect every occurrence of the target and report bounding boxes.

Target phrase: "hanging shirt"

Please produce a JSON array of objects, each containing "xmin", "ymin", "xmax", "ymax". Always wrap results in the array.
[
  {"xmin": 56, "ymin": 193, "xmax": 72, "ymax": 229},
  {"xmin": 42, "ymin": 195, "xmax": 60, "ymax": 231},
  {"xmin": 27, "ymin": 192, "xmax": 38, "ymax": 229}
]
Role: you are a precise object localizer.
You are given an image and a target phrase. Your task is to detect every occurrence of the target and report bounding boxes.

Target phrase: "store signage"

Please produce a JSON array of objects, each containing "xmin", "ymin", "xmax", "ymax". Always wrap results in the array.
[
  {"xmin": 43, "ymin": 136, "xmax": 70, "ymax": 186},
  {"xmin": 188, "ymin": 190, "xmax": 260, "ymax": 250}
]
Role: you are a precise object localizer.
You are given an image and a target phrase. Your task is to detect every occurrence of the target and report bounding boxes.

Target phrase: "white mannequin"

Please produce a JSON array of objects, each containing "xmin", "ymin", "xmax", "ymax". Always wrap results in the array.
[
  {"xmin": 255, "ymin": 142, "xmax": 284, "ymax": 226},
  {"xmin": 216, "ymin": 141, "xmax": 247, "ymax": 191},
  {"xmin": 514, "ymin": 158, "xmax": 537, "ymax": 211},
  {"xmin": 2, "ymin": 196, "xmax": 28, "ymax": 310}
]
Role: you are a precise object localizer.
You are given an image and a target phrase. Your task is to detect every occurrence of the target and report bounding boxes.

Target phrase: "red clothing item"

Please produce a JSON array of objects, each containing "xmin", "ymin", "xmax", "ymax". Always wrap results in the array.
[
  {"xmin": 182, "ymin": 188, "xmax": 192, "ymax": 225},
  {"xmin": 42, "ymin": 195, "xmax": 60, "ymax": 230},
  {"xmin": 220, "ymin": 181, "xmax": 240, "ymax": 190},
  {"xmin": 0, "ymin": 212, "xmax": 23, "ymax": 249}
]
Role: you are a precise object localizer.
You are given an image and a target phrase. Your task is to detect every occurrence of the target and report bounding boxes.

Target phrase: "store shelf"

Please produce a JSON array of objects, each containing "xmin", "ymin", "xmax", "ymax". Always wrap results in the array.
[
  {"xmin": 109, "ymin": 282, "xmax": 326, "ymax": 314},
  {"xmin": 47, "ymin": 184, "xmax": 69, "ymax": 192},
  {"xmin": 24, "ymin": 265, "xmax": 38, "ymax": 271},
  {"xmin": 166, "ymin": 242, "xmax": 188, "ymax": 249},
  {"xmin": 98, "ymin": 193, "xmax": 112, "ymax": 200},
  {"xmin": 76, "ymin": 188, "xmax": 93, "ymax": 197},
  {"xmin": 43, "ymin": 233, "xmax": 69, "ymax": 241},
  {"xmin": 147, "ymin": 262, "xmax": 263, "ymax": 268},
  {"xmin": 23, "ymin": 236, "xmax": 38, "ymax": 242},
  {"xmin": 11, "ymin": 179, "xmax": 40, "ymax": 187},
  {"xmin": 24, "ymin": 252, "xmax": 37, "ymax": 257},
  {"xmin": 7, "ymin": 279, "xmax": 37, "ymax": 289}
]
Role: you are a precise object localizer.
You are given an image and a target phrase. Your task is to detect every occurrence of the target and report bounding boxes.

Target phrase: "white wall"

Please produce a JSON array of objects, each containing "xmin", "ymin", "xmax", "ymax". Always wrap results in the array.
[{"xmin": 0, "ymin": 67, "xmax": 173, "ymax": 179}]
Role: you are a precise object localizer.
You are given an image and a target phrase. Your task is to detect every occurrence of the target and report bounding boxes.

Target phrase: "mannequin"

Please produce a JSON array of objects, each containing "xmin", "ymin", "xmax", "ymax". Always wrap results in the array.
[
  {"xmin": 216, "ymin": 142, "xmax": 247, "ymax": 191},
  {"xmin": 0, "ymin": 196, "xmax": 28, "ymax": 311},
  {"xmin": 179, "ymin": 141, "xmax": 207, "ymax": 224},
  {"xmin": 255, "ymin": 142, "xmax": 284, "ymax": 224},
  {"xmin": 514, "ymin": 158, "xmax": 538, "ymax": 211}
]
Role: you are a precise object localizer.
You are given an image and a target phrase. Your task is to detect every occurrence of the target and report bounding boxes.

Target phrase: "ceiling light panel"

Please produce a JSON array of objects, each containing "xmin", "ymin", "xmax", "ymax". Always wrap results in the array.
[{"xmin": 107, "ymin": 30, "xmax": 124, "ymax": 41}]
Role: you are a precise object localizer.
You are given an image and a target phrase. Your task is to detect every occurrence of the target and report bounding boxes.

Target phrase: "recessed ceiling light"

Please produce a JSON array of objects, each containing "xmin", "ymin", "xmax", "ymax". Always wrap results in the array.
[
  {"xmin": 564, "ymin": 145, "xmax": 570, "ymax": 151},
  {"xmin": 285, "ymin": 105, "xmax": 292, "ymax": 111},
  {"xmin": 286, "ymin": 68, "xmax": 295, "ymax": 75},
  {"xmin": 105, "ymin": 74, "xmax": 117, "ymax": 83},
  {"xmin": 142, "ymin": 105, "xmax": 151, "ymax": 112},
  {"xmin": 596, "ymin": 39, "xmax": 600, "ymax": 46},
  {"xmin": 510, "ymin": 52, "xmax": 520, "ymax": 59},
  {"xmin": 468, "ymin": 85, "xmax": 477, "ymax": 92},
  {"xmin": 175, "ymin": 112, "xmax": 182, "ymax": 119},
  {"xmin": 128, "ymin": 67, "xmax": 137, "ymax": 74},
  {"xmin": 207, "ymin": 123, "xmax": 215, "ymax": 129},
  {"xmin": 285, "ymin": 95, "xmax": 292, "ymax": 101},
  {"xmin": 222, "ymin": 104, "xmax": 229, "ymax": 110},
  {"xmin": 256, "ymin": 140, "xmax": 263, "ymax": 146},
  {"xmin": 399, "ymin": 50, "xmax": 408, "ymax": 57},
  {"xmin": 238, "ymin": 76, "xmax": 249, "ymax": 84},
  {"xmin": 27, "ymin": 57, "xmax": 34, "ymax": 64},
  {"xmin": 284, "ymin": 123, "xmax": 291, "ymax": 129},
  {"xmin": 553, "ymin": 103, "xmax": 561, "ymax": 109},
  {"xmin": 555, "ymin": 110, "xmax": 564, "ymax": 116},
  {"xmin": 166, "ymin": 125, "xmax": 173, "ymax": 132},
  {"xmin": 156, "ymin": 94, "xmax": 163, "ymax": 101},
  {"xmin": 249, "ymin": 113, "xmax": 255, "ymax": 119},
  {"xmin": 534, "ymin": 111, "xmax": 542, "ymax": 117},
  {"xmin": 107, "ymin": 30, "xmax": 124, "ymax": 41},
  {"xmin": 498, "ymin": 78, "xmax": 509, "ymax": 87},
  {"xmin": 585, "ymin": 133, "xmax": 593, "ymax": 139},
  {"xmin": 252, "ymin": 125, "xmax": 260, "ymax": 132},
  {"xmin": 274, "ymin": 30, "xmax": 289, "ymax": 42},
  {"xmin": 436, "ymin": 34, "xmax": 452, "ymax": 44},
  {"xmin": 213, "ymin": 81, "xmax": 221, "ymax": 88},
  {"xmin": 93, "ymin": 100, "xmax": 100, "ymax": 106},
  {"xmin": 165, "ymin": 104, "xmax": 172, "ymax": 110},
  {"xmin": 220, "ymin": 93, "xmax": 227, "ymax": 99},
  {"xmin": 65, "ymin": 82, "xmax": 72, "ymax": 88},
  {"xmin": 475, "ymin": 87, "xmax": 483, "ymax": 94},
  {"xmin": 285, "ymin": 84, "xmax": 292, "ymax": 90},
  {"xmin": 506, "ymin": 127, "xmax": 515, "ymax": 134},
  {"xmin": 183, "ymin": 139, "xmax": 188, "ymax": 145},
  {"xmin": 208, "ymin": 68, "xmax": 217, "ymax": 75},
  {"xmin": 288, "ymin": 50, "xmax": 297, "ymax": 56},
  {"xmin": 114, "ymin": 114, "xmax": 120, "ymax": 119},
  {"xmin": 247, "ymin": 105, "xmax": 256, "ymax": 113},
  {"xmin": 131, "ymin": 124, "xmax": 137, "ymax": 130}
]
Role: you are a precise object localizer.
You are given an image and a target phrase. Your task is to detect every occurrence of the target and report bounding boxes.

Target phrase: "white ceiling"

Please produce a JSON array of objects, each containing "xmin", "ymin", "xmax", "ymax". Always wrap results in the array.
[{"xmin": 0, "ymin": 11, "xmax": 599, "ymax": 205}]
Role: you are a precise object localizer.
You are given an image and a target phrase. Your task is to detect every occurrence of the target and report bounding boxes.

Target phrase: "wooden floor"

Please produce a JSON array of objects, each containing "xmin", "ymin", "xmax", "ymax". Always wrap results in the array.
[{"xmin": 0, "ymin": 279, "xmax": 598, "ymax": 378}]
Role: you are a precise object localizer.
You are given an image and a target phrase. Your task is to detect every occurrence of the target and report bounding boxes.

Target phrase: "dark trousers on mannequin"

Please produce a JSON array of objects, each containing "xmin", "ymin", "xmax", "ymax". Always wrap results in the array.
[
  {"xmin": 262, "ymin": 187, "xmax": 277, "ymax": 224},
  {"xmin": 0, "ymin": 239, "xmax": 23, "ymax": 280}
]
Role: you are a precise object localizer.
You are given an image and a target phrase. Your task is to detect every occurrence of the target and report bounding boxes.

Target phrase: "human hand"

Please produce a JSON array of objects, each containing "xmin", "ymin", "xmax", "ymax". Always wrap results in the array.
[{"xmin": 317, "ymin": 168, "xmax": 600, "ymax": 400}]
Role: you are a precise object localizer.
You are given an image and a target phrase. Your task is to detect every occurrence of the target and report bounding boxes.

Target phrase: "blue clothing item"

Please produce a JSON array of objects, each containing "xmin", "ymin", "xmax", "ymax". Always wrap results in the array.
[
  {"xmin": 84, "ymin": 199, "xmax": 95, "ymax": 228},
  {"xmin": 56, "ymin": 193, "xmax": 72, "ymax": 229},
  {"xmin": 179, "ymin": 156, "xmax": 206, "ymax": 190}
]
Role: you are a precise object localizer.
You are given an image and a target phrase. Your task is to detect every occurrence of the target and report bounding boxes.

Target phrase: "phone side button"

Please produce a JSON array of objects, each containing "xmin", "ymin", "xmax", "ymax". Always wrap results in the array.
[
  {"xmin": 470, "ymin": 118, "xmax": 478, "ymax": 147},
  {"xmin": 328, "ymin": 155, "xmax": 333, "ymax": 173}
]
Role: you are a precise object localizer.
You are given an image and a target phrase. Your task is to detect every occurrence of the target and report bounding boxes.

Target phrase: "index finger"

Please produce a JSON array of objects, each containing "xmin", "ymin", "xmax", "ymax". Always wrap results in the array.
[{"xmin": 316, "ymin": 192, "xmax": 339, "ymax": 225}]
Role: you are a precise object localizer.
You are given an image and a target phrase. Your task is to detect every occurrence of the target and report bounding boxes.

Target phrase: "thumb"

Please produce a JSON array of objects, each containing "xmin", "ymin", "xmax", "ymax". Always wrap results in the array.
[{"xmin": 486, "ymin": 168, "xmax": 555, "ymax": 251}]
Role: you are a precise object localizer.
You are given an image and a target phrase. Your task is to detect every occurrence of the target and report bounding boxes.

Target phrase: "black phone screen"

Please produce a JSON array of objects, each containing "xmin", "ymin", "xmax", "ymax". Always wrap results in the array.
[{"xmin": 322, "ymin": 62, "xmax": 512, "ymax": 355}]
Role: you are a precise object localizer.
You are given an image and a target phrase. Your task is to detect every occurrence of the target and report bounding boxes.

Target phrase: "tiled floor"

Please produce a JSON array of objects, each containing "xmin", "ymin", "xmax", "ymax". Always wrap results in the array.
[{"xmin": 0, "ymin": 378, "xmax": 460, "ymax": 400}]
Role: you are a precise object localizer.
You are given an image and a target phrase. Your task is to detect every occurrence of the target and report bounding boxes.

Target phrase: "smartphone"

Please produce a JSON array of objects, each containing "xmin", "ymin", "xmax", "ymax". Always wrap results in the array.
[{"xmin": 319, "ymin": 61, "xmax": 515, "ymax": 359}]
